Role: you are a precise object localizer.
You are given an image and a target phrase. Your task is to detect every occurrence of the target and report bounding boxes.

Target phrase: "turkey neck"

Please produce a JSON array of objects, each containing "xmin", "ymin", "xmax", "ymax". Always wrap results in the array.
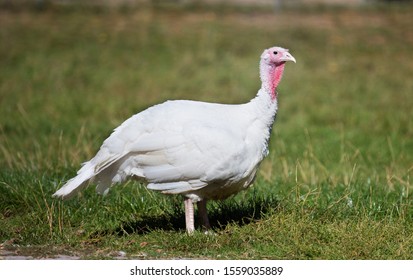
[
  {"xmin": 260, "ymin": 60, "xmax": 286, "ymax": 100},
  {"xmin": 251, "ymin": 60, "xmax": 286, "ymax": 126}
]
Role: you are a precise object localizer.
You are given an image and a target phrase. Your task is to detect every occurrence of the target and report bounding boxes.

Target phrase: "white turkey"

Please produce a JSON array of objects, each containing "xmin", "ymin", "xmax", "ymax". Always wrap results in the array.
[{"xmin": 53, "ymin": 46, "xmax": 296, "ymax": 233}]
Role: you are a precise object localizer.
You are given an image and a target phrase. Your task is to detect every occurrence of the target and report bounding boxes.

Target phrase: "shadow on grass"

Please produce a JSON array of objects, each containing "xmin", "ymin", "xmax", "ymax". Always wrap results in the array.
[{"xmin": 110, "ymin": 195, "xmax": 280, "ymax": 235}]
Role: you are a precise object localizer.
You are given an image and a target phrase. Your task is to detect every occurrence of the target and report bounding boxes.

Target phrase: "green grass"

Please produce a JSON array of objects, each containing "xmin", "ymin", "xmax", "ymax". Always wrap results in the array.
[{"xmin": 1, "ymin": 4, "xmax": 413, "ymax": 259}]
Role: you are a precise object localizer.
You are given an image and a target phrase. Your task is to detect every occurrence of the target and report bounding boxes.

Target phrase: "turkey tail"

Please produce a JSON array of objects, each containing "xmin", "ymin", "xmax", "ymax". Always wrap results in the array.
[{"xmin": 53, "ymin": 163, "xmax": 95, "ymax": 199}]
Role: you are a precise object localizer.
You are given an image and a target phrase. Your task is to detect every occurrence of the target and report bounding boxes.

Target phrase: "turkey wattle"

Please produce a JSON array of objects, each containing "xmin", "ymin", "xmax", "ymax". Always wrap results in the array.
[{"xmin": 53, "ymin": 46, "xmax": 296, "ymax": 233}]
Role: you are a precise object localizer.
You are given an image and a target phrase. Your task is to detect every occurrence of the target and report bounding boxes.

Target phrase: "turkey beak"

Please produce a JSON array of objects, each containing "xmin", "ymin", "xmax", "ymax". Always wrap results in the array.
[{"xmin": 280, "ymin": 52, "xmax": 296, "ymax": 63}]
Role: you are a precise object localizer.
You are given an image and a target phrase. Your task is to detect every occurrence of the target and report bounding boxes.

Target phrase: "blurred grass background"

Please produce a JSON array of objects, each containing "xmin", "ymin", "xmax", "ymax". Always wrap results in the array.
[{"xmin": 1, "ymin": 0, "xmax": 413, "ymax": 259}]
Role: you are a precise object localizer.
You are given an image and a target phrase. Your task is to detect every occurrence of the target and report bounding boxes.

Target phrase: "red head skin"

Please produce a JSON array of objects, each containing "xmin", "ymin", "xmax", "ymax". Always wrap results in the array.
[{"xmin": 260, "ymin": 47, "xmax": 296, "ymax": 100}]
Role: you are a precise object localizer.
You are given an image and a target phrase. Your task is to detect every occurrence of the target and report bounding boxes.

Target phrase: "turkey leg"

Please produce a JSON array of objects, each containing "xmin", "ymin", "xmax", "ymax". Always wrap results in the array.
[
  {"xmin": 197, "ymin": 199, "xmax": 211, "ymax": 231},
  {"xmin": 184, "ymin": 198, "xmax": 195, "ymax": 234}
]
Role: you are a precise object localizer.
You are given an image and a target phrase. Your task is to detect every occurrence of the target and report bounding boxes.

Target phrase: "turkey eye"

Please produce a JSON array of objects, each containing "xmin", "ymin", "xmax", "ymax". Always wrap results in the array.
[{"xmin": 273, "ymin": 51, "xmax": 278, "ymax": 55}]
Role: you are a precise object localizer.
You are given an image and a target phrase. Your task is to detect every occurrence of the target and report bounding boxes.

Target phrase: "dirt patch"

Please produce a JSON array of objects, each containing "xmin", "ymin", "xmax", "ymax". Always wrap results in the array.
[
  {"xmin": 0, "ymin": 240, "xmax": 129, "ymax": 260},
  {"xmin": 0, "ymin": 247, "xmax": 131, "ymax": 260},
  {"xmin": 0, "ymin": 249, "xmax": 80, "ymax": 260},
  {"xmin": 0, "ymin": 245, "xmax": 80, "ymax": 260}
]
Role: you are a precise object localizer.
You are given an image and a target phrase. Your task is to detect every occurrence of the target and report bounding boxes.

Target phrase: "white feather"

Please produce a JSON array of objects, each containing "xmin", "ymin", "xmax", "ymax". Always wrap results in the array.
[
  {"xmin": 52, "ymin": 162, "xmax": 95, "ymax": 199},
  {"xmin": 53, "ymin": 99, "xmax": 274, "ymax": 200}
]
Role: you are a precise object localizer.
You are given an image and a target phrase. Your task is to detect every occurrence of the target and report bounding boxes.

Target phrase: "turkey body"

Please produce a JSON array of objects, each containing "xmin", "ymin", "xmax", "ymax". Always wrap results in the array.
[{"xmin": 57, "ymin": 96, "xmax": 276, "ymax": 202}]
